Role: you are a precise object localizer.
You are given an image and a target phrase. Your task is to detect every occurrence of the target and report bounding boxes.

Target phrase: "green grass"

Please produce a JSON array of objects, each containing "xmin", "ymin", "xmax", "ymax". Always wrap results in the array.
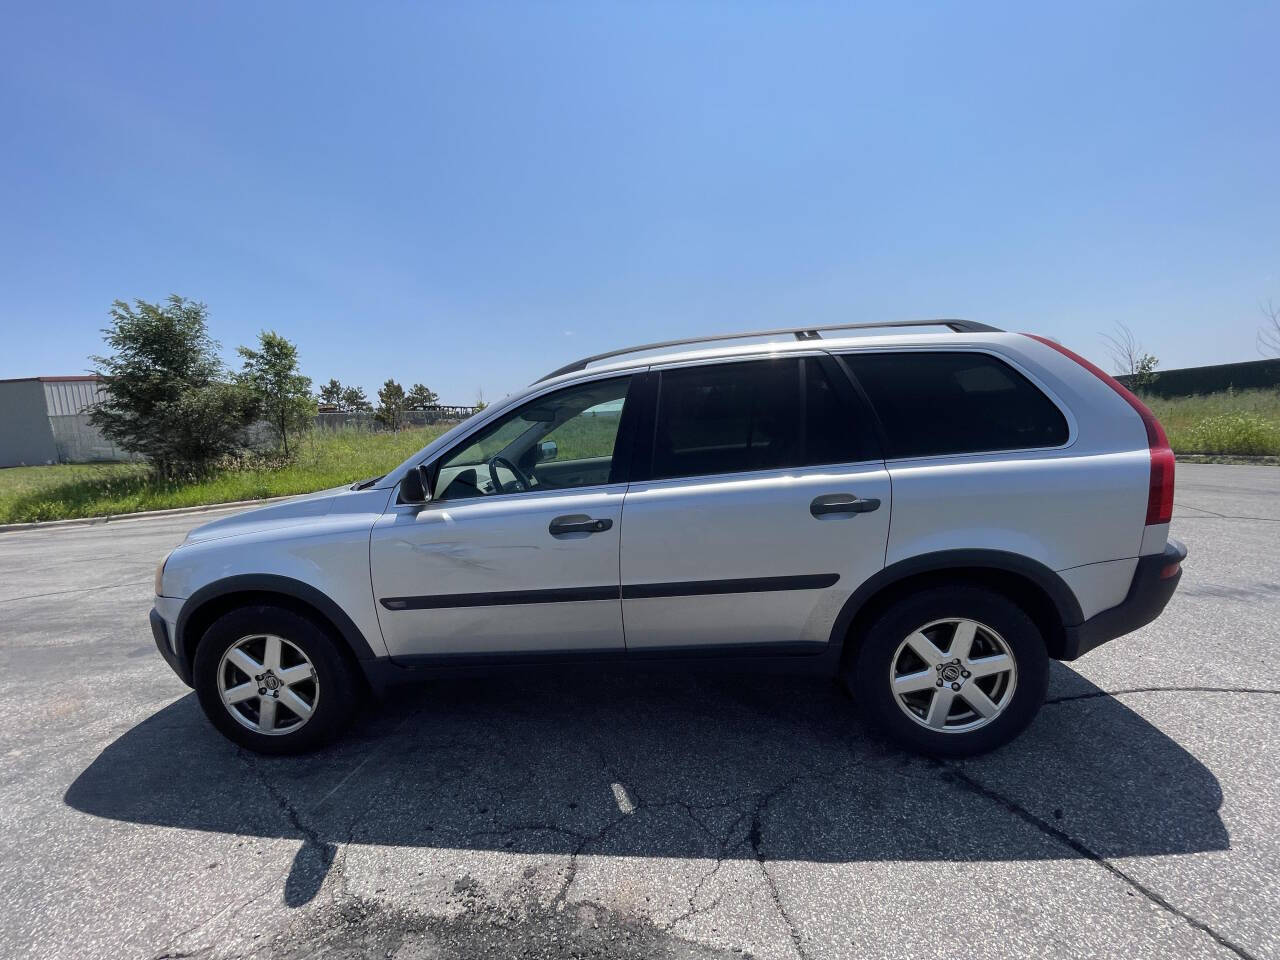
[
  {"xmin": 543, "ymin": 411, "xmax": 622, "ymax": 461},
  {"xmin": 1145, "ymin": 389, "xmax": 1280, "ymax": 456},
  {"xmin": 0, "ymin": 425, "xmax": 450, "ymax": 524}
]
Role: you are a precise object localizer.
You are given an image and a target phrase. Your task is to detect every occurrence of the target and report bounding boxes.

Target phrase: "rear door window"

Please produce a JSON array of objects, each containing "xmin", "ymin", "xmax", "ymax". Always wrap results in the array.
[
  {"xmin": 840, "ymin": 351, "xmax": 1069, "ymax": 458},
  {"xmin": 649, "ymin": 357, "xmax": 872, "ymax": 480}
]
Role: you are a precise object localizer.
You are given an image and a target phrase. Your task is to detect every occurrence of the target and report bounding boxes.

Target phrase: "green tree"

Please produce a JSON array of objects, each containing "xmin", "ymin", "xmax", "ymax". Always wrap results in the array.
[
  {"xmin": 237, "ymin": 331, "xmax": 315, "ymax": 457},
  {"xmin": 1130, "ymin": 353, "xmax": 1159, "ymax": 391},
  {"xmin": 89, "ymin": 296, "xmax": 255, "ymax": 477},
  {"xmin": 318, "ymin": 378, "xmax": 345, "ymax": 407},
  {"xmin": 341, "ymin": 385, "xmax": 372, "ymax": 412},
  {"xmin": 376, "ymin": 379, "xmax": 407, "ymax": 430},
  {"xmin": 405, "ymin": 383, "xmax": 440, "ymax": 410},
  {"xmin": 1101, "ymin": 321, "xmax": 1159, "ymax": 392}
]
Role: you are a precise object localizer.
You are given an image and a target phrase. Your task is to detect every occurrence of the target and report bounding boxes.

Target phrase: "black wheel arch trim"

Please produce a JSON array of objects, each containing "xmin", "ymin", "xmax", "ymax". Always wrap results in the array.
[
  {"xmin": 1061, "ymin": 538, "xmax": 1185, "ymax": 660},
  {"xmin": 827, "ymin": 549, "xmax": 1084, "ymax": 657},
  {"xmin": 174, "ymin": 575, "xmax": 381, "ymax": 683}
]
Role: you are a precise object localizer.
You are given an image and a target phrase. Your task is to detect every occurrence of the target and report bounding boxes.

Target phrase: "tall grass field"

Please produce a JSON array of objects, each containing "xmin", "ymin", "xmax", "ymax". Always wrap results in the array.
[
  {"xmin": 1145, "ymin": 389, "xmax": 1280, "ymax": 456},
  {"xmin": 2, "ymin": 389, "xmax": 1277, "ymax": 524}
]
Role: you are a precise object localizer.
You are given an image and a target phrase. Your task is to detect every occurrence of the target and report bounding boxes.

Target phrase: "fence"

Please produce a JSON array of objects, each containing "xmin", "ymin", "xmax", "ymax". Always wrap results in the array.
[
  {"xmin": 43, "ymin": 407, "xmax": 478, "ymax": 465},
  {"xmin": 314, "ymin": 406, "xmax": 479, "ymax": 431},
  {"xmin": 1119, "ymin": 358, "xmax": 1280, "ymax": 398}
]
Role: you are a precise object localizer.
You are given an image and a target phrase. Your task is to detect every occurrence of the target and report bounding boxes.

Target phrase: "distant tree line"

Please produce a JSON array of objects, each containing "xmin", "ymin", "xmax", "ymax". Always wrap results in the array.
[
  {"xmin": 89, "ymin": 295, "xmax": 470, "ymax": 478},
  {"xmin": 317, "ymin": 378, "xmax": 372, "ymax": 413},
  {"xmin": 317, "ymin": 377, "xmax": 444, "ymax": 430}
]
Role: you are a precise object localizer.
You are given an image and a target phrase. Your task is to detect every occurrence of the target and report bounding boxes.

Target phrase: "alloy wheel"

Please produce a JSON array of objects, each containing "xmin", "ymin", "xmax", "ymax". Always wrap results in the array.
[
  {"xmin": 887, "ymin": 618, "xmax": 1017, "ymax": 733},
  {"xmin": 217, "ymin": 634, "xmax": 319, "ymax": 735}
]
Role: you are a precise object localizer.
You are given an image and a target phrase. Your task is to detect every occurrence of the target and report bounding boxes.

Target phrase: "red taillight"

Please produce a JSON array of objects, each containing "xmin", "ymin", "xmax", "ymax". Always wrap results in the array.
[
  {"xmin": 1147, "ymin": 445, "xmax": 1175, "ymax": 525},
  {"xmin": 1023, "ymin": 334, "xmax": 1174, "ymax": 526}
]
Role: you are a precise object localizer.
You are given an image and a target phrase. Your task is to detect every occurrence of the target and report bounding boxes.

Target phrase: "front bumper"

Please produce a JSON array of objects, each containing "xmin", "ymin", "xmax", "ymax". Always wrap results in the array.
[
  {"xmin": 150, "ymin": 601, "xmax": 193, "ymax": 686},
  {"xmin": 1061, "ymin": 538, "xmax": 1187, "ymax": 660}
]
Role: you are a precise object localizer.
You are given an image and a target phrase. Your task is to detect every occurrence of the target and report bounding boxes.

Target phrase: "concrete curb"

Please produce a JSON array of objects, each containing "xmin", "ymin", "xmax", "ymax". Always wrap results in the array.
[{"xmin": 0, "ymin": 495, "xmax": 296, "ymax": 534}]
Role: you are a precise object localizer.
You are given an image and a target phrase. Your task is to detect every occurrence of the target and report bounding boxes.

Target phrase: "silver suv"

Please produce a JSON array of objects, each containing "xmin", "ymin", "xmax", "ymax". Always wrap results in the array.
[{"xmin": 150, "ymin": 320, "xmax": 1185, "ymax": 757}]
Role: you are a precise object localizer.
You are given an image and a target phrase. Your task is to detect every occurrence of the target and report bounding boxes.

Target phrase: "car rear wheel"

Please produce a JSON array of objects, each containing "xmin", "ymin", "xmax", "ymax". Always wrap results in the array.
[
  {"xmin": 194, "ymin": 605, "xmax": 358, "ymax": 754},
  {"xmin": 845, "ymin": 585, "xmax": 1049, "ymax": 757}
]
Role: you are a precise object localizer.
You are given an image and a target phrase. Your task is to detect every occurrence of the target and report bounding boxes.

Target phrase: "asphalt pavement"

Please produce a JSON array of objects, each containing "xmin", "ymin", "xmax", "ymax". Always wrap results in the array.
[{"xmin": 0, "ymin": 463, "xmax": 1276, "ymax": 960}]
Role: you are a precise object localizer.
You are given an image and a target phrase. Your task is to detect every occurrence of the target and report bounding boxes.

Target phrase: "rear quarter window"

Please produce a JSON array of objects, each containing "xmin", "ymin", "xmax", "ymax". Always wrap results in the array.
[{"xmin": 840, "ymin": 351, "xmax": 1069, "ymax": 458}]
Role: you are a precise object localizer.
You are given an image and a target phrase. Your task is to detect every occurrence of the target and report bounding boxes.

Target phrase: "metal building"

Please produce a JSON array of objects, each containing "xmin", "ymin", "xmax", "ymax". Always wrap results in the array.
[{"xmin": 0, "ymin": 376, "xmax": 133, "ymax": 467}]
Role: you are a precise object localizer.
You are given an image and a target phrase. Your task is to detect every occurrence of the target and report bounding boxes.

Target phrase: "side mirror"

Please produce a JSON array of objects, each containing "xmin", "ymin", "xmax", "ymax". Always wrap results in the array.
[
  {"xmin": 399, "ymin": 464, "xmax": 431, "ymax": 504},
  {"xmin": 537, "ymin": 439, "xmax": 558, "ymax": 462}
]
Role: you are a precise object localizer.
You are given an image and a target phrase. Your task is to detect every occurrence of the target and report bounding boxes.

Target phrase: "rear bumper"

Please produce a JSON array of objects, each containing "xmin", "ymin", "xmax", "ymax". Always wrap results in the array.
[
  {"xmin": 1061, "ymin": 538, "xmax": 1186, "ymax": 660},
  {"xmin": 151, "ymin": 605, "xmax": 193, "ymax": 686}
]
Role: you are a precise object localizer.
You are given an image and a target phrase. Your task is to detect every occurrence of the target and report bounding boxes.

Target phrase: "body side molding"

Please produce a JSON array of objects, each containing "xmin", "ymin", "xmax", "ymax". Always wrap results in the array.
[
  {"xmin": 621, "ymin": 573, "xmax": 839, "ymax": 599},
  {"xmin": 382, "ymin": 586, "xmax": 620, "ymax": 610},
  {"xmin": 378, "ymin": 574, "xmax": 841, "ymax": 611}
]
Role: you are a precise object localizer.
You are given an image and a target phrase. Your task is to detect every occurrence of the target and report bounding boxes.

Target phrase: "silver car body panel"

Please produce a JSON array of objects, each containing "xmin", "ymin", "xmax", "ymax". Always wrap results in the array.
[
  {"xmin": 161, "ymin": 487, "xmax": 395, "ymax": 659},
  {"xmin": 619, "ymin": 463, "xmax": 891, "ymax": 650},
  {"xmin": 370, "ymin": 485, "xmax": 627, "ymax": 658}
]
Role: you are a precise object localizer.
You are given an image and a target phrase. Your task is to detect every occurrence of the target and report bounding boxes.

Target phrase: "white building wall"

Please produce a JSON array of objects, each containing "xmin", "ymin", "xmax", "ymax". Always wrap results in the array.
[
  {"xmin": 42, "ymin": 379, "xmax": 105, "ymax": 416},
  {"xmin": 0, "ymin": 380, "xmax": 59, "ymax": 466}
]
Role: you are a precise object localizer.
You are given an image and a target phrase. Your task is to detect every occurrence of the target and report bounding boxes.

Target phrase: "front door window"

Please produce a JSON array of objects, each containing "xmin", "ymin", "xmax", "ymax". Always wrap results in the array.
[{"xmin": 434, "ymin": 376, "xmax": 632, "ymax": 501}]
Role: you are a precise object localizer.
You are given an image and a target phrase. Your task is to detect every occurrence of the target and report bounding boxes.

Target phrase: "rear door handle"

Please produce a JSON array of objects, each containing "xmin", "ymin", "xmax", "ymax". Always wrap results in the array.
[
  {"xmin": 810, "ymin": 494, "xmax": 881, "ymax": 517},
  {"xmin": 549, "ymin": 515, "xmax": 614, "ymax": 535}
]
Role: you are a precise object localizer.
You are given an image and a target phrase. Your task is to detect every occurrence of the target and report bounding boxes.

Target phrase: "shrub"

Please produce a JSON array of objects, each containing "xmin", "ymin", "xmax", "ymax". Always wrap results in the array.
[
  {"xmin": 90, "ymin": 296, "xmax": 256, "ymax": 477},
  {"xmin": 1182, "ymin": 413, "xmax": 1280, "ymax": 456}
]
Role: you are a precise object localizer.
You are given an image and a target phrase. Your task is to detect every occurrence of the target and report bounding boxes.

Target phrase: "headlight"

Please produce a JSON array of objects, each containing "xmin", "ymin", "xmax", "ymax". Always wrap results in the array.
[{"xmin": 154, "ymin": 551, "xmax": 172, "ymax": 596}]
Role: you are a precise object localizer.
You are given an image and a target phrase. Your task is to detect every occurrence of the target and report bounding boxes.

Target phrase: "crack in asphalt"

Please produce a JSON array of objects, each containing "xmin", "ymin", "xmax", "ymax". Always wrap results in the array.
[
  {"xmin": 550, "ymin": 810, "xmax": 631, "ymax": 912},
  {"xmin": 657, "ymin": 777, "xmax": 809, "ymax": 935},
  {"xmin": 245, "ymin": 752, "xmax": 336, "ymax": 866},
  {"xmin": 0, "ymin": 577, "xmax": 151, "ymax": 604},
  {"xmin": 947, "ymin": 766, "xmax": 1259, "ymax": 960},
  {"xmin": 145, "ymin": 747, "xmax": 353, "ymax": 959},
  {"xmin": 1173, "ymin": 501, "xmax": 1280, "ymax": 522},
  {"xmin": 1172, "ymin": 516, "xmax": 1280, "ymax": 522},
  {"xmin": 143, "ymin": 872, "xmax": 274, "ymax": 960},
  {"xmin": 670, "ymin": 855, "xmax": 728, "ymax": 931},
  {"xmin": 308, "ymin": 705, "xmax": 427, "ymax": 814},
  {"xmin": 747, "ymin": 783, "xmax": 810, "ymax": 960},
  {"xmin": 1046, "ymin": 686, "xmax": 1280, "ymax": 705}
]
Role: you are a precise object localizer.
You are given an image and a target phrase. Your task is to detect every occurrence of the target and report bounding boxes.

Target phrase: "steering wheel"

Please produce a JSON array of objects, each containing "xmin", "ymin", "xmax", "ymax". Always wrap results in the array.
[{"xmin": 487, "ymin": 455, "xmax": 533, "ymax": 494}]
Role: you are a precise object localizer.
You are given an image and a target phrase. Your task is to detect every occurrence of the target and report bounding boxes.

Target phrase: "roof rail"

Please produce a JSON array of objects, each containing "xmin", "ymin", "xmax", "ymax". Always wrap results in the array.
[{"xmin": 535, "ymin": 318, "xmax": 1001, "ymax": 382}]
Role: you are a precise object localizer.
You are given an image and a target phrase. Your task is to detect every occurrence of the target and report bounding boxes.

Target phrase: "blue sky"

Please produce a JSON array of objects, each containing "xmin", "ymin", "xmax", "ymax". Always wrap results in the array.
[{"xmin": 2, "ymin": 2, "xmax": 1277, "ymax": 403}]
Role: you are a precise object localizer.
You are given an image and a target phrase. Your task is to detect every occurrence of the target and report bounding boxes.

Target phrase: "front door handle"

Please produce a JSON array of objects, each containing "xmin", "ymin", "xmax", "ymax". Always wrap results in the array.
[
  {"xmin": 549, "ymin": 515, "xmax": 614, "ymax": 536},
  {"xmin": 810, "ymin": 494, "xmax": 881, "ymax": 517}
]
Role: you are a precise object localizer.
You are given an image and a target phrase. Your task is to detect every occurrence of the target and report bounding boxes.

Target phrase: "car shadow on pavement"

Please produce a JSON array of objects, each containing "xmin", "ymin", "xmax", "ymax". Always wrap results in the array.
[{"xmin": 66, "ymin": 663, "xmax": 1228, "ymax": 907}]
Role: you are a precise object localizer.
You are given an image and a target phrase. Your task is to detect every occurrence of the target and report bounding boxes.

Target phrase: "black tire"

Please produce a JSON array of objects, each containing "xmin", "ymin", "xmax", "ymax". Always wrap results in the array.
[
  {"xmin": 193, "ymin": 604, "xmax": 359, "ymax": 754},
  {"xmin": 845, "ymin": 585, "xmax": 1049, "ymax": 757}
]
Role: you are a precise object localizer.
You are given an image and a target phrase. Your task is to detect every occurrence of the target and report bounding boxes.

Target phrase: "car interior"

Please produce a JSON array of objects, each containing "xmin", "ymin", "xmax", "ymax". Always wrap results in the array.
[{"xmin": 431, "ymin": 377, "xmax": 630, "ymax": 501}]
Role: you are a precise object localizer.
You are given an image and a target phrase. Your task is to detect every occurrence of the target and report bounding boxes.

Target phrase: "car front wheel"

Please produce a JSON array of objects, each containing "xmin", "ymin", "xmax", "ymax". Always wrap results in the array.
[{"xmin": 193, "ymin": 605, "xmax": 358, "ymax": 754}]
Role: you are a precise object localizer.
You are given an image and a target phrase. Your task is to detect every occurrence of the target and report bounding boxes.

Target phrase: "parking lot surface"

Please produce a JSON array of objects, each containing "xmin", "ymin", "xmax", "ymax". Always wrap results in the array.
[{"xmin": 0, "ymin": 462, "xmax": 1276, "ymax": 960}]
